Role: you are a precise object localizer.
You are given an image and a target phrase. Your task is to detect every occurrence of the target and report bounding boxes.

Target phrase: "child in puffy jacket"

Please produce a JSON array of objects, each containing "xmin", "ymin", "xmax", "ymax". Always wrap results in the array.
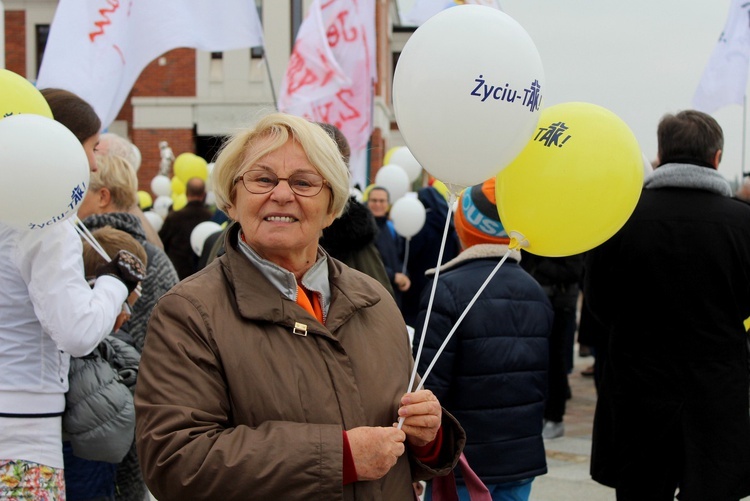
[{"xmin": 63, "ymin": 225, "xmax": 147, "ymax": 501}]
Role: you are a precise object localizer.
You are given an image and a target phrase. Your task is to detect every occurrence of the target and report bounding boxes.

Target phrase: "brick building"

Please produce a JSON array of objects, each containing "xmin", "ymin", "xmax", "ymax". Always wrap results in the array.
[{"xmin": 2, "ymin": 1, "xmax": 414, "ymax": 195}]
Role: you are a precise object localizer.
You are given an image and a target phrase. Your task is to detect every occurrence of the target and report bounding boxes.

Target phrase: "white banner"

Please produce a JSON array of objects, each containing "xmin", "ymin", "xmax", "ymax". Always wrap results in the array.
[
  {"xmin": 277, "ymin": 0, "xmax": 376, "ymax": 189},
  {"xmin": 402, "ymin": 0, "xmax": 502, "ymax": 26},
  {"xmin": 36, "ymin": 0, "xmax": 264, "ymax": 130},
  {"xmin": 693, "ymin": 0, "xmax": 750, "ymax": 114}
]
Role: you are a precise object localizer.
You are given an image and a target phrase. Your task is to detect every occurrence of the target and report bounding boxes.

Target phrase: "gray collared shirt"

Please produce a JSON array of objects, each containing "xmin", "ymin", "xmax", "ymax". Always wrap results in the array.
[{"xmin": 236, "ymin": 231, "xmax": 331, "ymax": 322}]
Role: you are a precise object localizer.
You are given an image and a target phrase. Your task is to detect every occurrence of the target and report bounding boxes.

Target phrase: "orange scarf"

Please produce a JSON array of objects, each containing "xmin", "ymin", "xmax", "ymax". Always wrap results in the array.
[{"xmin": 296, "ymin": 284, "xmax": 323, "ymax": 323}]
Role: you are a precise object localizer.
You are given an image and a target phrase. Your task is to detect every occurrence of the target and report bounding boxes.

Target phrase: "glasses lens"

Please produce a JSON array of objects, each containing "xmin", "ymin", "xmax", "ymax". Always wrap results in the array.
[
  {"xmin": 243, "ymin": 170, "xmax": 278, "ymax": 194},
  {"xmin": 288, "ymin": 172, "xmax": 324, "ymax": 196},
  {"xmin": 240, "ymin": 170, "xmax": 325, "ymax": 196}
]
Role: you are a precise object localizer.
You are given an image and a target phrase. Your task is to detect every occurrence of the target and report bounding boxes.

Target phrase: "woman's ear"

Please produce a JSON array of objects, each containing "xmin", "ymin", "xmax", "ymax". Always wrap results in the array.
[{"xmin": 99, "ymin": 187, "xmax": 113, "ymax": 210}]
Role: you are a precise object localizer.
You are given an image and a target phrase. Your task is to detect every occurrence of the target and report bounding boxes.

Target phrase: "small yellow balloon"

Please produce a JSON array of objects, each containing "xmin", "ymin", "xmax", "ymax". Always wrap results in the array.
[
  {"xmin": 0, "ymin": 69, "xmax": 53, "ymax": 120},
  {"xmin": 430, "ymin": 180, "xmax": 451, "ymax": 202},
  {"xmin": 173, "ymin": 152, "xmax": 208, "ymax": 183},
  {"xmin": 171, "ymin": 176, "xmax": 186, "ymax": 196},
  {"xmin": 172, "ymin": 192, "xmax": 188, "ymax": 211},
  {"xmin": 495, "ymin": 102, "xmax": 643, "ymax": 257},
  {"xmin": 137, "ymin": 190, "xmax": 153, "ymax": 209},
  {"xmin": 383, "ymin": 146, "xmax": 400, "ymax": 166},
  {"xmin": 362, "ymin": 183, "xmax": 376, "ymax": 202}
]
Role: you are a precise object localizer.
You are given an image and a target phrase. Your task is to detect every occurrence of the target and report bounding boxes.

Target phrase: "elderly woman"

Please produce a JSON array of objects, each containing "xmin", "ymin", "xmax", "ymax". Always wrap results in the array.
[{"xmin": 134, "ymin": 112, "xmax": 465, "ymax": 500}]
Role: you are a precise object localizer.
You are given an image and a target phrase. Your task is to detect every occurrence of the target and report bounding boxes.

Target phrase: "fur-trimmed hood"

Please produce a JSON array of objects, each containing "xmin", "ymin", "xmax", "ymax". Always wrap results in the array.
[{"xmin": 426, "ymin": 243, "xmax": 521, "ymax": 276}]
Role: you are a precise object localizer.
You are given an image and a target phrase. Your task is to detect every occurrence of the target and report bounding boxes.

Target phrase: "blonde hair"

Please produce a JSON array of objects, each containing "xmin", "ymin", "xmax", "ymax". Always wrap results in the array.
[
  {"xmin": 212, "ymin": 112, "xmax": 350, "ymax": 218},
  {"xmin": 91, "ymin": 155, "xmax": 138, "ymax": 211},
  {"xmin": 82, "ymin": 226, "xmax": 148, "ymax": 278}
]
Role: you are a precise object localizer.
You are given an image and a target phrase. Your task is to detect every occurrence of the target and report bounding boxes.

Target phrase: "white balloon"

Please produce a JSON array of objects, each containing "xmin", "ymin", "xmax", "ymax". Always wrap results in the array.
[
  {"xmin": 143, "ymin": 210, "xmax": 163, "ymax": 233},
  {"xmin": 388, "ymin": 147, "xmax": 422, "ymax": 183},
  {"xmin": 0, "ymin": 114, "xmax": 89, "ymax": 231},
  {"xmin": 374, "ymin": 164, "xmax": 411, "ymax": 203},
  {"xmin": 389, "ymin": 197, "xmax": 427, "ymax": 239},
  {"xmin": 393, "ymin": 5, "xmax": 544, "ymax": 190},
  {"xmin": 190, "ymin": 221, "xmax": 223, "ymax": 256},
  {"xmin": 205, "ymin": 190, "xmax": 216, "ymax": 207},
  {"xmin": 152, "ymin": 195, "xmax": 173, "ymax": 219},
  {"xmin": 150, "ymin": 175, "xmax": 172, "ymax": 197}
]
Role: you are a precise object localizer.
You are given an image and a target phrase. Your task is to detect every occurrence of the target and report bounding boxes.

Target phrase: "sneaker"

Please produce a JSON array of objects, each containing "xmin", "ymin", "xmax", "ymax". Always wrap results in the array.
[{"xmin": 542, "ymin": 420, "xmax": 564, "ymax": 439}]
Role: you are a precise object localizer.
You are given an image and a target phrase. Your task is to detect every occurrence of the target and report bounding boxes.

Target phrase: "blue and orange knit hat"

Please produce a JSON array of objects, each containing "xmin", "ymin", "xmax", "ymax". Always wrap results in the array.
[{"xmin": 454, "ymin": 177, "xmax": 509, "ymax": 248}]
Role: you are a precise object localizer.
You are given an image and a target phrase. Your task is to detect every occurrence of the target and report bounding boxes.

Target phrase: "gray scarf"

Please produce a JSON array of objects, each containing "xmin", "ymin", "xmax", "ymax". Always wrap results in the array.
[{"xmin": 644, "ymin": 163, "xmax": 732, "ymax": 197}]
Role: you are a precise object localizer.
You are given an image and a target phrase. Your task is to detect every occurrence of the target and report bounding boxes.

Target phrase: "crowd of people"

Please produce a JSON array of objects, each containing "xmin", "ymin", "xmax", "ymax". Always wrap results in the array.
[{"xmin": 2, "ymin": 85, "xmax": 750, "ymax": 501}]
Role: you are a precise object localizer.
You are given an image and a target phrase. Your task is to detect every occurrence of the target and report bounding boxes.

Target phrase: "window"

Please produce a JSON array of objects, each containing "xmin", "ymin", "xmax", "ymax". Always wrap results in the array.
[{"xmin": 35, "ymin": 24, "xmax": 50, "ymax": 76}]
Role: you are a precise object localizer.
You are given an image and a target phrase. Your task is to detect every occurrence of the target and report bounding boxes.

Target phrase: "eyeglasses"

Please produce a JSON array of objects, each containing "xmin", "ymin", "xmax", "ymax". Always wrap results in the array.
[{"xmin": 234, "ymin": 169, "xmax": 328, "ymax": 197}]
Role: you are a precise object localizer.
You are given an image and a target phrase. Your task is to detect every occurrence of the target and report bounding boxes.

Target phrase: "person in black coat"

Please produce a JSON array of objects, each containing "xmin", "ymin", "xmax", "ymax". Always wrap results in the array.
[
  {"xmin": 158, "ymin": 177, "xmax": 214, "ymax": 280},
  {"xmin": 401, "ymin": 184, "xmax": 461, "ymax": 327},
  {"xmin": 585, "ymin": 110, "xmax": 750, "ymax": 500},
  {"xmin": 413, "ymin": 177, "xmax": 553, "ymax": 501},
  {"xmin": 368, "ymin": 186, "xmax": 410, "ymax": 308}
]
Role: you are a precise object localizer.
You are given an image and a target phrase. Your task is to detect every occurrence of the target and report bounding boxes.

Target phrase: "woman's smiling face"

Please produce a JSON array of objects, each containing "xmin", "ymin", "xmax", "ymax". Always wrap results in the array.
[{"xmin": 228, "ymin": 137, "xmax": 335, "ymax": 270}]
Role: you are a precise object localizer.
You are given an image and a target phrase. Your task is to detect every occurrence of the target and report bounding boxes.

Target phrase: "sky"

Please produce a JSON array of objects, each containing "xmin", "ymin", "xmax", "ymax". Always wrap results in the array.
[{"xmin": 395, "ymin": 0, "xmax": 746, "ymax": 186}]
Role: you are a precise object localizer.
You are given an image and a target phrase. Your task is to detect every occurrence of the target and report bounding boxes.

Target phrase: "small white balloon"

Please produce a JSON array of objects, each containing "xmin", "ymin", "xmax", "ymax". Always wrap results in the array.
[
  {"xmin": 205, "ymin": 190, "xmax": 216, "ymax": 207},
  {"xmin": 390, "ymin": 197, "xmax": 426, "ymax": 238},
  {"xmin": 143, "ymin": 210, "xmax": 164, "ymax": 233},
  {"xmin": 151, "ymin": 175, "xmax": 172, "ymax": 197},
  {"xmin": 389, "ymin": 147, "xmax": 423, "ymax": 183},
  {"xmin": 152, "ymin": 195, "xmax": 173, "ymax": 219},
  {"xmin": 190, "ymin": 221, "xmax": 223, "ymax": 256},
  {"xmin": 374, "ymin": 164, "xmax": 411, "ymax": 203},
  {"xmin": 350, "ymin": 186, "xmax": 364, "ymax": 203},
  {"xmin": 0, "ymin": 114, "xmax": 89, "ymax": 231}
]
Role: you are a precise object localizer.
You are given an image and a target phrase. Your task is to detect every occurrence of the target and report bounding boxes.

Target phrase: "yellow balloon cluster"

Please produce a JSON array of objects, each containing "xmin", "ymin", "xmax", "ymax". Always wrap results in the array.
[
  {"xmin": 173, "ymin": 152, "xmax": 208, "ymax": 183},
  {"xmin": 0, "ymin": 69, "xmax": 53, "ymax": 120},
  {"xmin": 495, "ymin": 102, "xmax": 643, "ymax": 257}
]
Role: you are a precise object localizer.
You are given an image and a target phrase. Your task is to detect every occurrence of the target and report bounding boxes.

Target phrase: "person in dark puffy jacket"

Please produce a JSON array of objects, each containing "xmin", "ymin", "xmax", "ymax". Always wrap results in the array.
[
  {"xmin": 413, "ymin": 177, "xmax": 553, "ymax": 501},
  {"xmin": 64, "ymin": 226, "xmax": 147, "ymax": 501}
]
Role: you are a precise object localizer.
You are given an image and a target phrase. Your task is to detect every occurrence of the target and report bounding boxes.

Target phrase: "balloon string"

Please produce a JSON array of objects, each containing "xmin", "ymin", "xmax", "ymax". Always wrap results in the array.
[
  {"xmin": 413, "ymin": 247, "xmax": 512, "ymax": 393},
  {"xmin": 72, "ymin": 217, "xmax": 110, "ymax": 262},
  {"xmin": 399, "ymin": 191, "xmax": 456, "ymax": 430},
  {"xmin": 70, "ymin": 217, "xmax": 142, "ymax": 298}
]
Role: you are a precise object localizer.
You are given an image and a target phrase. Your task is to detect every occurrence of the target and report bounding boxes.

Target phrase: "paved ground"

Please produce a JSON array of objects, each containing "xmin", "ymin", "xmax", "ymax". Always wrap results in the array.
[{"xmin": 530, "ymin": 352, "xmax": 615, "ymax": 501}]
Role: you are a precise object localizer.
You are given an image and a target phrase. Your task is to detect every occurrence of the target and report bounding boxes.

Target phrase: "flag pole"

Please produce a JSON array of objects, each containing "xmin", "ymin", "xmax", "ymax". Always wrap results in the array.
[
  {"xmin": 743, "ymin": 94, "xmax": 747, "ymax": 177},
  {"xmin": 262, "ymin": 49, "xmax": 278, "ymax": 110}
]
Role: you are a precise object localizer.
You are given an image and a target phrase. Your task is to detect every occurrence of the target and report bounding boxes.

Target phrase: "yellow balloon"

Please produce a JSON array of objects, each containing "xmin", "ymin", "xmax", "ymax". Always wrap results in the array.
[
  {"xmin": 383, "ymin": 146, "xmax": 400, "ymax": 166},
  {"xmin": 495, "ymin": 102, "xmax": 643, "ymax": 257},
  {"xmin": 430, "ymin": 180, "xmax": 450, "ymax": 202},
  {"xmin": 173, "ymin": 152, "xmax": 208, "ymax": 183},
  {"xmin": 171, "ymin": 176, "xmax": 186, "ymax": 196},
  {"xmin": 0, "ymin": 69, "xmax": 53, "ymax": 120},
  {"xmin": 172, "ymin": 192, "xmax": 188, "ymax": 211},
  {"xmin": 362, "ymin": 183, "xmax": 376, "ymax": 202},
  {"xmin": 137, "ymin": 190, "xmax": 153, "ymax": 209}
]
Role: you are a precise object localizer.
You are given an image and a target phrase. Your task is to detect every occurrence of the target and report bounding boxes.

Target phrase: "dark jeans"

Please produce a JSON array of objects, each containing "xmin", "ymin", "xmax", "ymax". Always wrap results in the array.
[{"xmin": 544, "ymin": 305, "xmax": 577, "ymax": 422}]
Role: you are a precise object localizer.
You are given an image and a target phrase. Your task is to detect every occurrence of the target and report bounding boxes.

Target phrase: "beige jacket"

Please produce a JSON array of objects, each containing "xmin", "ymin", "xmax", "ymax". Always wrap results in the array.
[{"xmin": 135, "ymin": 225, "xmax": 465, "ymax": 500}]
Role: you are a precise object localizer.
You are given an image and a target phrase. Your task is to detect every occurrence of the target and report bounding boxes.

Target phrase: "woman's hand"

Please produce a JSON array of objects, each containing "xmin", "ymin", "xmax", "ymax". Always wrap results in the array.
[
  {"xmin": 397, "ymin": 389, "xmax": 442, "ymax": 447},
  {"xmin": 347, "ymin": 426, "xmax": 406, "ymax": 481}
]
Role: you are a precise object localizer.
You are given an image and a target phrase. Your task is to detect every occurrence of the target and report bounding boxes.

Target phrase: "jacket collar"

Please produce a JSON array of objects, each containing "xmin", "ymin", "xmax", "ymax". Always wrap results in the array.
[
  {"xmin": 644, "ymin": 163, "xmax": 732, "ymax": 197},
  {"xmin": 219, "ymin": 223, "xmax": 383, "ymax": 335},
  {"xmin": 426, "ymin": 243, "xmax": 520, "ymax": 276}
]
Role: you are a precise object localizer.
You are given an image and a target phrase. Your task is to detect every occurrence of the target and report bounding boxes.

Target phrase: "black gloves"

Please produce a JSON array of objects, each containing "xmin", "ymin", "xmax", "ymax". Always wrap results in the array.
[{"xmin": 95, "ymin": 250, "xmax": 147, "ymax": 294}]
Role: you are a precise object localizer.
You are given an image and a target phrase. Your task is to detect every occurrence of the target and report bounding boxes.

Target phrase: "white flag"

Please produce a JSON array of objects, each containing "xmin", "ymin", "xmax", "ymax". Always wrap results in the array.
[
  {"xmin": 277, "ymin": 0, "xmax": 376, "ymax": 189},
  {"xmin": 693, "ymin": 0, "xmax": 750, "ymax": 114},
  {"xmin": 402, "ymin": 0, "xmax": 502, "ymax": 26},
  {"xmin": 36, "ymin": 0, "xmax": 264, "ymax": 130}
]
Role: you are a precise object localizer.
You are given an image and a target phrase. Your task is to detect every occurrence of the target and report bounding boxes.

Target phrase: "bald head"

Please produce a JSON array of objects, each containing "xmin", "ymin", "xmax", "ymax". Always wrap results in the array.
[{"xmin": 186, "ymin": 177, "xmax": 206, "ymax": 201}]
